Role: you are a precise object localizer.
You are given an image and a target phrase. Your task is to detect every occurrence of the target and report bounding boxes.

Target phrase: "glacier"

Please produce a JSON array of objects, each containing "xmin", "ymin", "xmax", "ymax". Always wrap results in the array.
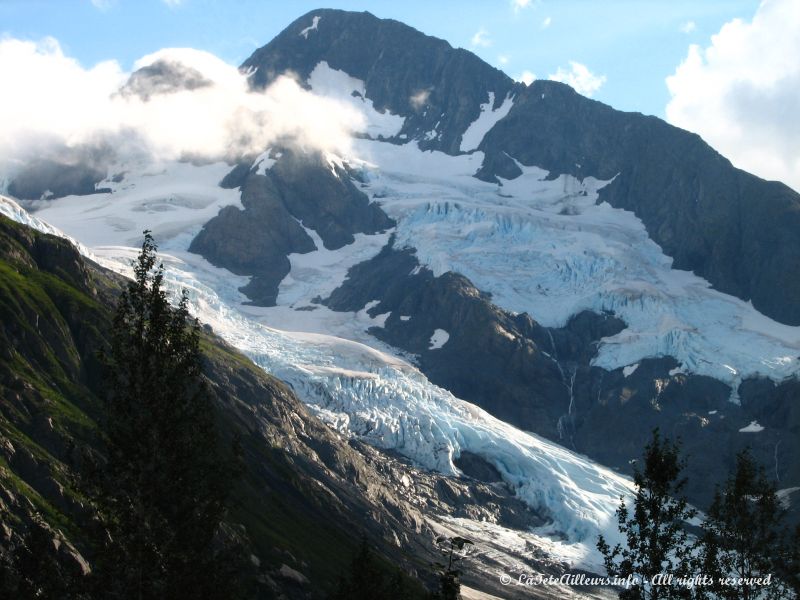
[
  {"xmin": 346, "ymin": 138, "xmax": 800, "ymax": 394},
  {"xmin": 1, "ymin": 192, "xmax": 632, "ymax": 570},
  {"xmin": 4, "ymin": 57, "xmax": 800, "ymax": 574},
  {"xmin": 23, "ymin": 61, "xmax": 800, "ymax": 396}
]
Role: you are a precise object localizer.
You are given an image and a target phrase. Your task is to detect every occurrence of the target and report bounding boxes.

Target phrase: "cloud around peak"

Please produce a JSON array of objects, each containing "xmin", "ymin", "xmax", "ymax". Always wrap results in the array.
[
  {"xmin": 548, "ymin": 61, "xmax": 606, "ymax": 97},
  {"xmin": 470, "ymin": 28, "xmax": 492, "ymax": 48},
  {"xmin": 666, "ymin": 0, "xmax": 800, "ymax": 192},
  {"xmin": 0, "ymin": 37, "xmax": 365, "ymax": 168}
]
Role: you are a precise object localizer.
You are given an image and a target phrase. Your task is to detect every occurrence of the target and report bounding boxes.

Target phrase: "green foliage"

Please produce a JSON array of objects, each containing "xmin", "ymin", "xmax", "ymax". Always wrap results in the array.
[
  {"xmin": 89, "ymin": 231, "xmax": 239, "ymax": 599},
  {"xmin": 698, "ymin": 449, "xmax": 791, "ymax": 599},
  {"xmin": 597, "ymin": 429, "xmax": 696, "ymax": 600}
]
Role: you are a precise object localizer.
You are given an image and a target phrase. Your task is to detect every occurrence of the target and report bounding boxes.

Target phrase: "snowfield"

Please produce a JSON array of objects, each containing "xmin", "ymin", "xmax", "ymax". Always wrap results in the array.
[
  {"xmin": 3, "ymin": 59, "xmax": 800, "ymax": 573},
  {"xmin": 1, "ymin": 193, "xmax": 631, "ymax": 570},
  {"xmin": 349, "ymin": 138, "xmax": 800, "ymax": 395},
  {"xmin": 459, "ymin": 91, "xmax": 514, "ymax": 152}
]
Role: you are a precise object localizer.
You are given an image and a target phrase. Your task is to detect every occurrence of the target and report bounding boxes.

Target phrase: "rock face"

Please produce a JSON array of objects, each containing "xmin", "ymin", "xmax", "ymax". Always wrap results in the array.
[
  {"xmin": 120, "ymin": 59, "xmax": 213, "ymax": 101},
  {"xmin": 8, "ymin": 159, "xmax": 110, "ymax": 201},
  {"xmin": 189, "ymin": 148, "xmax": 393, "ymax": 305},
  {"xmin": 242, "ymin": 8, "xmax": 519, "ymax": 154},
  {"xmin": 242, "ymin": 8, "xmax": 800, "ymax": 326},
  {"xmin": 478, "ymin": 81, "xmax": 800, "ymax": 326}
]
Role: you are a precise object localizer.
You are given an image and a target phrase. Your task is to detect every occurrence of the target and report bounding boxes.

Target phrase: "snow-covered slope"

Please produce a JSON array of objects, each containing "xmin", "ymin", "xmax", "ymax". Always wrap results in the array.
[
  {"xmin": 345, "ymin": 138, "xmax": 800, "ymax": 395},
  {"xmin": 4, "ymin": 47, "xmax": 800, "ymax": 574},
  {"xmin": 1, "ymin": 193, "xmax": 631, "ymax": 570},
  {"xmin": 18, "ymin": 62, "xmax": 800, "ymax": 396}
]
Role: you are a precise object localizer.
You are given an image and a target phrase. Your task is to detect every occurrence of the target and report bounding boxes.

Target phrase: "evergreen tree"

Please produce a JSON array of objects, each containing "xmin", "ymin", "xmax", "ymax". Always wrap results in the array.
[
  {"xmin": 699, "ymin": 449, "xmax": 790, "ymax": 600},
  {"xmin": 432, "ymin": 535, "xmax": 473, "ymax": 600},
  {"xmin": 781, "ymin": 523, "xmax": 800, "ymax": 595},
  {"xmin": 91, "ymin": 231, "xmax": 236, "ymax": 599},
  {"xmin": 597, "ymin": 429, "xmax": 696, "ymax": 599}
]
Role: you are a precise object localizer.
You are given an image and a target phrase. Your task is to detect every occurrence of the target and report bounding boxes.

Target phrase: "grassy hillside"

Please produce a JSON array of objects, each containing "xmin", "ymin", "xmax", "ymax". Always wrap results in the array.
[{"xmin": 0, "ymin": 215, "xmax": 430, "ymax": 598}]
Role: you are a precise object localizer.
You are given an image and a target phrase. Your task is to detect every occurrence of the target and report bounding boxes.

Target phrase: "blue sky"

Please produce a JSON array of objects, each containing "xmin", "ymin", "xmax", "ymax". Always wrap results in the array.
[
  {"xmin": 3, "ymin": 0, "xmax": 798, "ymax": 193},
  {"xmin": 0, "ymin": 0, "xmax": 760, "ymax": 118}
]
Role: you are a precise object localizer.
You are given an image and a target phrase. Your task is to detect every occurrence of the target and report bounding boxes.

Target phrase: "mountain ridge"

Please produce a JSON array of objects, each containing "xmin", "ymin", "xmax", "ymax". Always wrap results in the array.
[
  {"xmin": 2, "ymin": 9, "xmax": 799, "ymax": 594},
  {"xmin": 239, "ymin": 7, "xmax": 800, "ymax": 326}
]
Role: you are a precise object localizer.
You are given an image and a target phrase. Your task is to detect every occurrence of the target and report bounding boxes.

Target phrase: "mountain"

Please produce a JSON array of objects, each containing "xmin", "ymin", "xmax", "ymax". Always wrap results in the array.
[
  {"xmin": 192, "ymin": 8, "xmax": 800, "ymax": 513},
  {"xmin": 245, "ymin": 8, "xmax": 800, "ymax": 327},
  {"xmin": 2, "ymin": 196, "xmax": 635, "ymax": 598},
  {"xmin": 242, "ymin": 10, "xmax": 518, "ymax": 156},
  {"xmin": 0, "ymin": 213, "xmax": 444, "ymax": 597},
  {"xmin": 2, "ymin": 6, "xmax": 800, "ymax": 597}
]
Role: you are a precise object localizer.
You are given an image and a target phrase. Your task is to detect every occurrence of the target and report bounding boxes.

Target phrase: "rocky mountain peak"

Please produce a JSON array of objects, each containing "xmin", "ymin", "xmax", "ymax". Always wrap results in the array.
[{"xmin": 242, "ymin": 8, "xmax": 521, "ymax": 154}]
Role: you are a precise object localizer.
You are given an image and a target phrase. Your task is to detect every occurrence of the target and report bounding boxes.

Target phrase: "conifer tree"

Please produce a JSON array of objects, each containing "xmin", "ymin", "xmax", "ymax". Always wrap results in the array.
[
  {"xmin": 699, "ymin": 449, "xmax": 790, "ymax": 600},
  {"xmin": 783, "ymin": 523, "xmax": 800, "ymax": 595},
  {"xmin": 432, "ymin": 535, "xmax": 473, "ymax": 600},
  {"xmin": 91, "ymin": 231, "xmax": 235, "ymax": 599},
  {"xmin": 597, "ymin": 429, "xmax": 696, "ymax": 599}
]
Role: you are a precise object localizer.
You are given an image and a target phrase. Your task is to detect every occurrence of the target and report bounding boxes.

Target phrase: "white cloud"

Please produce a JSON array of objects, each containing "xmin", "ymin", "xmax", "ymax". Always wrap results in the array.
[
  {"xmin": 541, "ymin": 16, "xmax": 552, "ymax": 29},
  {"xmin": 0, "ymin": 37, "xmax": 365, "ymax": 166},
  {"xmin": 666, "ymin": 0, "xmax": 800, "ymax": 192},
  {"xmin": 162, "ymin": 0, "xmax": 185, "ymax": 6},
  {"xmin": 470, "ymin": 28, "xmax": 492, "ymax": 48},
  {"xmin": 512, "ymin": 0, "xmax": 532, "ymax": 12},
  {"xmin": 90, "ymin": 0, "xmax": 114, "ymax": 10},
  {"xmin": 517, "ymin": 70, "xmax": 536, "ymax": 85},
  {"xmin": 548, "ymin": 61, "xmax": 606, "ymax": 96},
  {"xmin": 679, "ymin": 20, "xmax": 696, "ymax": 34},
  {"xmin": 409, "ymin": 88, "xmax": 431, "ymax": 110},
  {"xmin": 497, "ymin": 54, "xmax": 510, "ymax": 66}
]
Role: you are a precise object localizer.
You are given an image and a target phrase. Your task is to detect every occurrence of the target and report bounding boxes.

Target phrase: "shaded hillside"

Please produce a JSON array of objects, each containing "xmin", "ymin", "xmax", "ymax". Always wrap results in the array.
[{"xmin": 0, "ymin": 215, "xmax": 432, "ymax": 598}]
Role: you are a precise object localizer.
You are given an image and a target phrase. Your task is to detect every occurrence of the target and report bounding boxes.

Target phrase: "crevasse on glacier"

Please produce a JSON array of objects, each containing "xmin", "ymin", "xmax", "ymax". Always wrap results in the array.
[
  {"xmin": 351, "ymin": 137, "xmax": 800, "ymax": 394},
  {"xmin": 2, "ymin": 194, "xmax": 631, "ymax": 561},
  {"xmin": 4, "ymin": 62, "xmax": 799, "ymax": 570}
]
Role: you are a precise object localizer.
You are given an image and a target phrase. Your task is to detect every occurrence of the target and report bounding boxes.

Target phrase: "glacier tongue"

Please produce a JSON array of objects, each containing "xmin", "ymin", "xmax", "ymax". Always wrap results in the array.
[
  {"xmin": 350, "ymin": 139, "xmax": 800, "ymax": 392},
  {"xmin": 1, "ymin": 193, "xmax": 632, "ymax": 569},
  {"xmin": 7, "ymin": 128, "xmax": 800, "ymax": 566}
]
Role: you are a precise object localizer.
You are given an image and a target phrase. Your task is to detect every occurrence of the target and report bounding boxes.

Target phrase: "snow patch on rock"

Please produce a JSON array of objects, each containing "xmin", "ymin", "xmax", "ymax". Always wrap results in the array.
[
  {"xmin": 459, "ymin": 92, "xmax": 514, "ymax": 152},
  {"xmin": 307, "ymin": 62, "xmax": 405, "ymax": 139},
  {"xmin": 622, "ymin": 363, "xmax": 639, "ymax": 378},
  {"xmin": 299, "ymin": 15, "xmax": 321, "ymax": 39},
  {"xmin": 253, "ymin": 149, "xmax": 275, "ymax": 175},
  {"xmin": 739, "ymin": 421, "xmax": 764, "ymax": 433},
  {"xmin": 429, "ymin": 329, "xmax": 450, "ymax": 349}
]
